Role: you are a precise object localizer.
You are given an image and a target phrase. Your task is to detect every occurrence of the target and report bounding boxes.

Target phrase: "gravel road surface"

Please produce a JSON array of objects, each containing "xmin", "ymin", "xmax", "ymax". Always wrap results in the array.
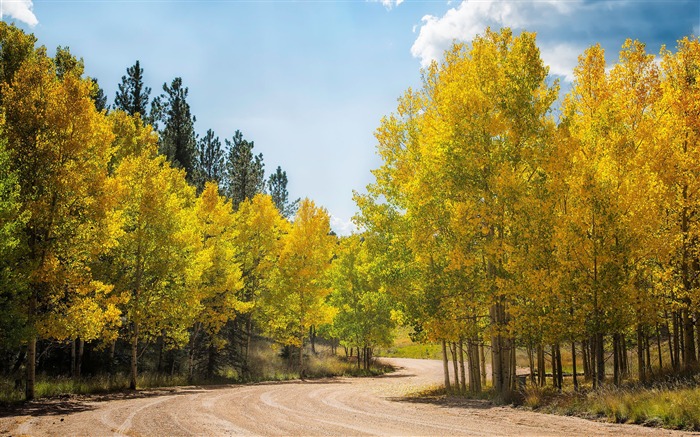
[{"xmin": 1, "ymin": 358, "xmax": 695, "ymax": 436}]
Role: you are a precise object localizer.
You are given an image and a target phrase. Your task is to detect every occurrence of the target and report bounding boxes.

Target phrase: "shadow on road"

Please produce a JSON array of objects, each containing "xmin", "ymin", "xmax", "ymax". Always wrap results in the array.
[
  {"xmin": 388, "ymin": 394, "xmax": 496, "ymax": 410},
  {"xmin": 0, "ymin": 386, "xmax": 208, "ymax": 418},
  {"xmin": 0, "ymin": 377, "xmax": 352, "ymax": 419}
]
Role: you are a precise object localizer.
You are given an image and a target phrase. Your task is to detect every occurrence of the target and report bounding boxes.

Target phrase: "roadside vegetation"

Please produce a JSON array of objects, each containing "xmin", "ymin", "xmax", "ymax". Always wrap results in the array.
[{"xmin": 0, "ymin": 341, "xmax": 392, "ymax": 405}]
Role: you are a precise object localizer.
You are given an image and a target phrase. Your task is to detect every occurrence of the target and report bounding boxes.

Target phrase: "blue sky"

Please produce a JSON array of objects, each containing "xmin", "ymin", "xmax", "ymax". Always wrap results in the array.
[{"xmin": 4, "ymin": 0, "xmax": 700, "ymax": 234}]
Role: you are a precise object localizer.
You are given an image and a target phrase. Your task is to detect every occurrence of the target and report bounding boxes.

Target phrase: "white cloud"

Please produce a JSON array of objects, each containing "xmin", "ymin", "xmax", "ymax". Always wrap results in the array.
[
  {"xmin": 540, "ymin": 43, "xmax": 582, "ymax": 82},
  {"xmin": 2, "ymin": 0, "xmax": 38, "ymax": 27},
  {"xmin": 330, "ymin": 215, "xmax": 358, "ymax": 236},
  {"xmin": 369, "ymin": 0, "xmax": 404, "ymax": 11},
  {"xmin": 410, "ymin": 0, "xmax": 583, "ymax": 81},
  {"xmin": 411, "ymin": 0, "xmax": 523, "ymax": 67}
]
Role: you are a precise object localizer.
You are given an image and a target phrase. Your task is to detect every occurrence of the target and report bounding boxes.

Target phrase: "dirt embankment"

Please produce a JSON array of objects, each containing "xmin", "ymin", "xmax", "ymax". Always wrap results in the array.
[{"xmin": 1, "ymin": 358, "xmax": 694, "ymax": 436}]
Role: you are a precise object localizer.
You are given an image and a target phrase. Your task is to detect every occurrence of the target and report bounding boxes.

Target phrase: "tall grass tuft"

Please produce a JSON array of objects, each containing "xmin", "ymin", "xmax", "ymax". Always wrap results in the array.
[{"xmin": 523, "ymin": 379, "xmax": 700, "ymax": 431}]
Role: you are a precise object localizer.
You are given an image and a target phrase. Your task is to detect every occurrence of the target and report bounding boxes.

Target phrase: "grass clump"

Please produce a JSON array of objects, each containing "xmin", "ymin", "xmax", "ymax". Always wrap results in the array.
[{"xmin": 523, "ymin": 380, "xmax": 700, "ymax": 431}]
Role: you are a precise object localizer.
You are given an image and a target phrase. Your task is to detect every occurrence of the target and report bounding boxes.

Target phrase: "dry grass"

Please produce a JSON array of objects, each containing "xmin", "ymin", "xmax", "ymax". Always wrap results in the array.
[{"xmin": 522, "ymin": 377, "xmax": 700, "ymax": 431}]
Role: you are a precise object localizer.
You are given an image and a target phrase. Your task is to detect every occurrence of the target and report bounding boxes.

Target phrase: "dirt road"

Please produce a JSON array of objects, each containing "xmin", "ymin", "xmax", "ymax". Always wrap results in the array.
[{"xmin": 1, "ymin": 358, "xmax": 694, "ymax": 436}]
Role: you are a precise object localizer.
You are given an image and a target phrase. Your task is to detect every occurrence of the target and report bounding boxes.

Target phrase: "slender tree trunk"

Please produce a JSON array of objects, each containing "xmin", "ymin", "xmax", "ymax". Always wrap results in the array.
[
  {"xmin": 582, "ymin": 339, "xmax": 590, "ymax": 380},
  {"xmin": 683, "ymin": 309, "xmax": 696, "ymax": 368},
  {"xmin": 310, "ymin": 326, "xmax": 315, "ymax": 355},
  {"xmin": 537, "ymin": 344, "xmax": 545, "ymax": 387},
  {"xmin": 527, "ymin": 344, "xmax": 535, "ymax": 385},
  {"xmin": 458, "ymin": 340, "xmax": 467, "ymax": 394},
  {"xmin": 555, "ymin": 343, "xmax": 563, "ymax": 390},
  {"xmin": 109, "ymin": 341, "xmax": 116, "ymax": 377},
  {"xmin": 550, "ymin": 344, "xmax": 557, "ymax": 389},
  {"xmin": 469, "ymin": 339, "xmax": 482, "ymax": 393},
  {"xmin": 26, "ymin": 336, "xmax": 36, "ymax": 400},
  {"xmin": 665, "ymin": 312, "xmax": 675, "ymax": 371},
  {"xmin": 245, "ymin": 316, "xmax": 253, "ymax": 375},
  {"xmin": 156, "ymin": 334, "xmax": 164, "ymax": 373},
  {"xmin": 479, "ymin": 340, "xmax": 486, "ymax": 387},
  {"xmin": 673, "ymin": 311, "xmax": 680, "ymax": 371},
  {"xmin": 595, "ymin": 332, "xmax": 605, "ymax": 388},
  {"xmin": 130, "ymin": 324, "xmax": 138, "ymax": 390},
  {"xmin": 442, "ymin": 339, "xmax": 451, "ymax": 392},
  {"xmin": 206, "ymin": 343, "xmax": 217, "ymax": 379},
  {"xmin": 645, "ymin": 334, "xmax": 653, "ymax": 377},
  {"xmin": 491, "ymin": 300, "xmax": 513, "ymax": 401},
  {"xmin": 637, "ymin": 324, "xmax": 645, "ymax": 383},
  {"xmin": 451, "ymin": 342, "xmax": 459, "ymax": 390},
  {"xmin": 71, "ymin": 339, "xmax": 76, "ymax": 378},
  {"xmin": 613, "ymin": 333, "xmax": 620, "ymax": 386},
  {"xmin": 622, "ymin": 334, "xmax": 629, "ymax": 377},
  {"xmin": 76, "ymin": 338, "xmax": 84, "ymax": 379},
  {"xmin": 679, "ymin": 311, "xmax": 685, "ymax": 364},
  {"xmin": 571, "ymin": 341, "xmax": 578, "ymax": 391},
  {"xmin": 657, "ymin": 325, "xmax": 663, "ymax": 371}
]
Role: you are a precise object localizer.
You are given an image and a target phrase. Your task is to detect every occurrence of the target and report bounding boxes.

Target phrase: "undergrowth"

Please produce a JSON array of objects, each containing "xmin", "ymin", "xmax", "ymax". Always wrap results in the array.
[
  {"xmin": 0, "ymin": 350, "xmax": 392, "ymax": 405},
  {"xmin": 522, "ymin": 377, "xmax": 700, "ymax": 431}
]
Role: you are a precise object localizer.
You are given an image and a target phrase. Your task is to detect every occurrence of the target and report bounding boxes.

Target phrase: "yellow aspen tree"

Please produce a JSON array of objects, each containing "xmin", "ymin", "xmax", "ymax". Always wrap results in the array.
[
  {"xmin": 263, "ymin": 199, "xmax": 335, "ymax": 372},
  {"xmin": 2, "ymin": 49, "xmax": 118, "ymax": 399},
  {"xmin": 658, "ymin": 37, "xmax": 700, "ymax": 369},
  {"xmin": 109, "ymin": 147, "xmax": 202, "ymax": 389},
  {"xmin": 328, "ymin": 235, "xmax": 396, "ymax": 370},
  {"xmin": 231, "ymin": 193, "xmax": 288, "ymax": 374},
  {"xmin": 189, "ymin": 182, "xmax": 247, "ymax": 378}
]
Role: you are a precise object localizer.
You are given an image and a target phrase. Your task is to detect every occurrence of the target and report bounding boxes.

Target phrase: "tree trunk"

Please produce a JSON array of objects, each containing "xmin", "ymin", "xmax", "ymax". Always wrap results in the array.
[
  {"xmin": 527, "ymin": 344, "xmax": 535, "ymax": 385},
  {"xmin": 582, "ymin": 339, "xmax": 589, "ymax": 380},
  {"xmin": 637, "ymin": 324, "xmax": 645, "ymax": 383},
  {"xmin": 130, "ymin": 324, "xmax": 139, "ymax": 390},
  {"xmin": 479, "ymin": 340, "xmax": 486, "ymax": 387},
  {"xmin": 622, "ymin": 334, "xmax": 629, "ymax": 377},
  {"xmin": 645, "ymin": 334, "xmax": 653, "ymax": 376},
  {"xmin": 683, "ymin": 309, "xmax": 696, "ymax": 368},
  {"xmin": 551, "ymin": 344, "xmax": 557, "ymax": 389},
  {"xmin": 26, "ymin": 336, "xmax": 36, "ymax": 400},
  {"xmin": 613, "ymin": 333, "xmax": 620, "ymax": 386},
  {"xmin": 156, "ymin": 334, "xmax": 165, "ymax": 373},
  {"xmin": 571, "ymin": 341, "xmax": 578, "ymax": 391},
  {"xmin": 76, "ymin": 338, "xmax": 84, "ymax": 379},
  {"xmin": 109, "ymin": 341, "xmax": 116, "ymax": 376},
  {"xmin": 595, "ymin": 332, "xmax": 605, "ymax": 388},
  {"xmin": 310, "ymin": 325, "xmax": 316, "ymax": 355},
  {"xmin": 451, "ymin": 342, "xmax": 459, "ymax": 391},
  {"xmin": 656, "ymin": 325, "xmax": 663, "ymax": 371},
  {"xmin": 537, "ymin": 344, "xmax": 545, "ymax": 387},
  {"xmin": 491, "ymin": 301, "xmax": 513, "ymax": 402},
  {"xmin": 555, "ymin": 343, "xmax": 563, "ymax": 390},
  {"xmin": 441, "ymin": 339, "xmax": 451, "ymax": 392},
  {"xmin": 71, "ymin": 339, "xmax": 76, "ymax": 378},
  {"xmin": 458, "ymin": 340, "xmax": 467, "ymax": 394},
  {"xmin": 469, "ymin": 339, "xmax": 482, "ymax": 393},
  {"xmin": 673, "ymin": 311, "xmax": 680, "ymax": 371}
]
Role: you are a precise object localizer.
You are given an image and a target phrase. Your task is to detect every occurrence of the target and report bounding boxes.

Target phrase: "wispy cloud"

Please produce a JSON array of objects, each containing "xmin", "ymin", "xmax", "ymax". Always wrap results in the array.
[
  {"xmin": 330, "ymin": 215, "xmax": 357, "ymax": 237},
  {"xmin": 2, "ymin": 0, "xmax": 38, "ymax": 27},
  {"xmin": 369, "ymin": 0, "xmax": 404, "ymax": 11}
]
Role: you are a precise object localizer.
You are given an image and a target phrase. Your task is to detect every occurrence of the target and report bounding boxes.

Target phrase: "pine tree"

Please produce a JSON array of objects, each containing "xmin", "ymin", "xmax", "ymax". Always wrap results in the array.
[
  {"xmin": 223, "ymin": 130, "xmax": 265, "ymax": 209},
  {"xmin": 113, "ymin": 60, "xmax": 151, "ymax": 121},
  {"xmin": 267, "ymin": 166, "xmax": 299, "ymax": 218},
  {"xmin": 194, "ymin": 129, "xmax": 224, "ymax": 192},
  {"xmin": 152, "ymin": 77, "xmax": 197, "ymax": 184},
  {"xmin": 90, "ymin": 78, "xmax": 108, "ymax": 112}
]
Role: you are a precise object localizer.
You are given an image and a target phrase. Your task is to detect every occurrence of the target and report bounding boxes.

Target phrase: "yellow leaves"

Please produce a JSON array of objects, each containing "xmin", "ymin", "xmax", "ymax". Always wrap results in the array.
[{"xmin": 261, "ymin": 199, "xmax": 335, "ymax": 346}]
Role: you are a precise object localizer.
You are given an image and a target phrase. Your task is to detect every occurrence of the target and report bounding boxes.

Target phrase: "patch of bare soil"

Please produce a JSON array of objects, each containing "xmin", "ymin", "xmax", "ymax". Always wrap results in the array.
[{"xmin": 0, "ymin": 358, "xmax": 695, "ymax": 436}]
